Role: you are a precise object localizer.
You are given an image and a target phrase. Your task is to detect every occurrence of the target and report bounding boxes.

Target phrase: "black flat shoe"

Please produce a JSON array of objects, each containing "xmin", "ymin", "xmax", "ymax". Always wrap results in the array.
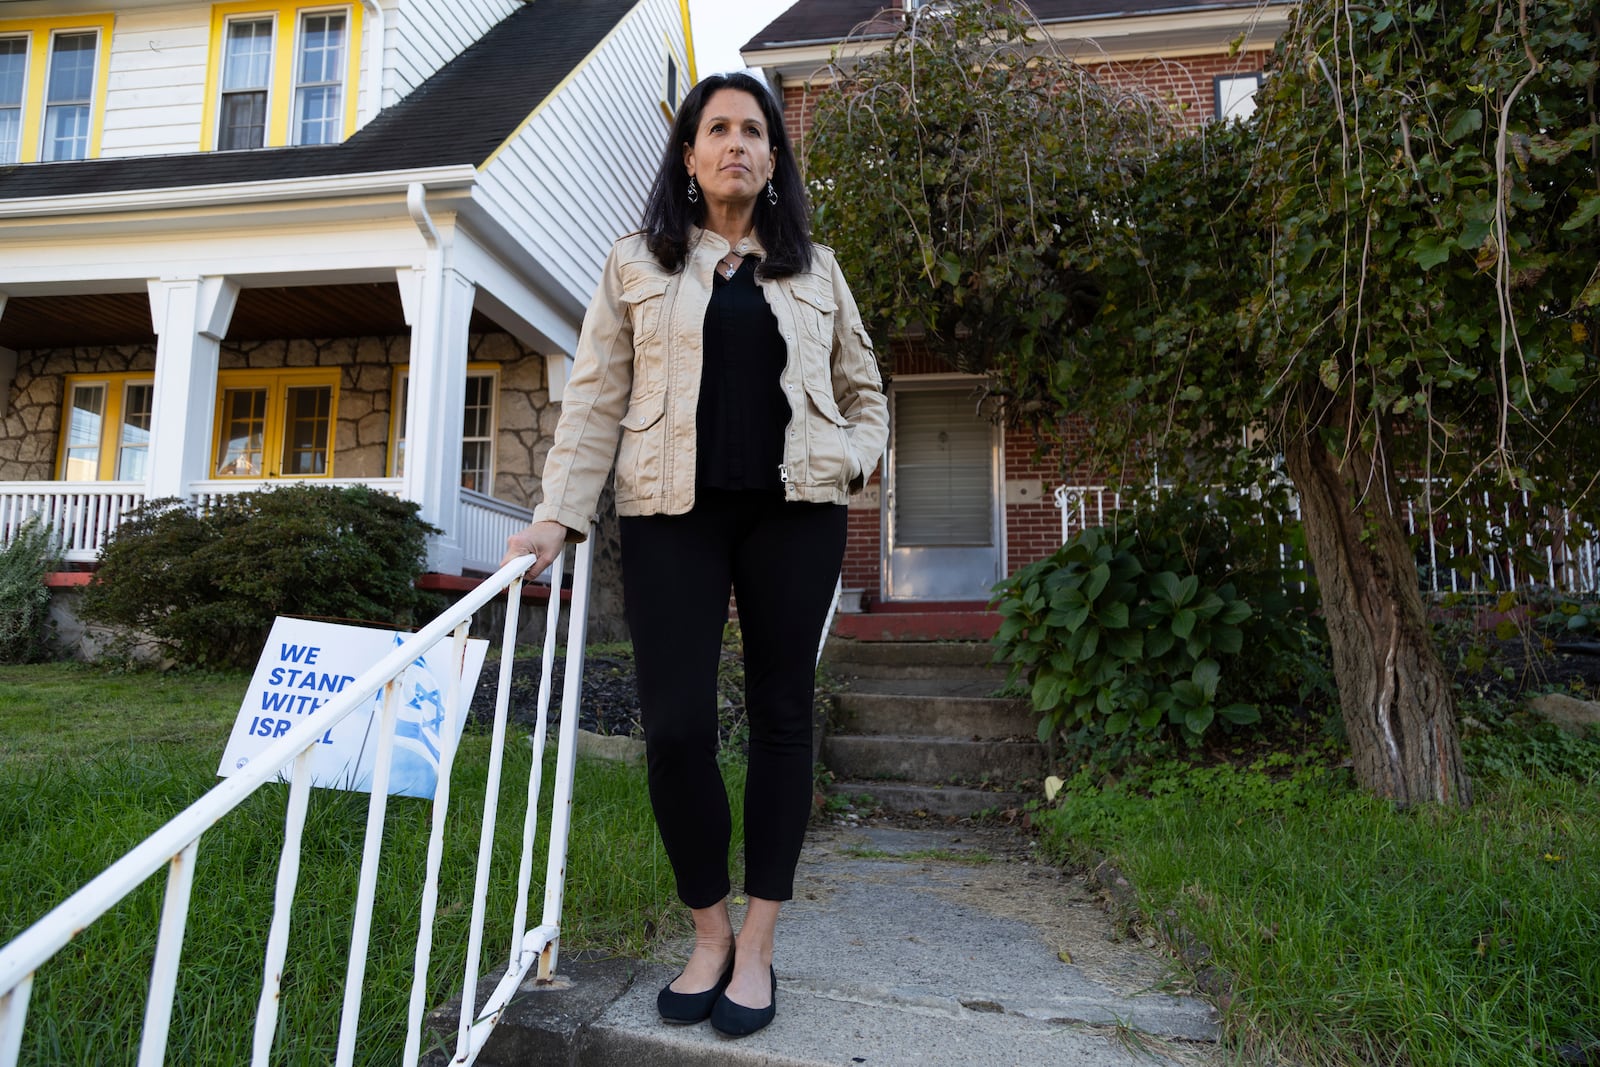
[
  {"xmin": 657, "ymin": 957, "xmax": 734, "ymax": 1024},
  {"xmin": 710, "ymin": 966, "xmax": 777, "ymax": 1037}
]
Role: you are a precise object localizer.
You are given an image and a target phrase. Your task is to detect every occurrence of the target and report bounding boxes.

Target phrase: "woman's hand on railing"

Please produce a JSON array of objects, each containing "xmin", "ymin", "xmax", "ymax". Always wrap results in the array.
[{"xmin": 501, "ymin": 520, "xmax": 569, "ymax": 578}]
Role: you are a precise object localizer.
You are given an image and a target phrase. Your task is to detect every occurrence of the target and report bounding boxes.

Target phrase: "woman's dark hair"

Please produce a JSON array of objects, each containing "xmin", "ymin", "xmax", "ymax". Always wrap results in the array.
[{"xmin": 641, "ymin": 72, "xmax": 813, "ymax": 278}]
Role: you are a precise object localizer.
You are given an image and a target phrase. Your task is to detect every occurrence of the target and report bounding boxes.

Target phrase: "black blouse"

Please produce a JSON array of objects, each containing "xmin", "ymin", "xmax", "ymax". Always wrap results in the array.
[{"xmin": 695, "ymin": 256, "xmax": 791, "ymax": 492}]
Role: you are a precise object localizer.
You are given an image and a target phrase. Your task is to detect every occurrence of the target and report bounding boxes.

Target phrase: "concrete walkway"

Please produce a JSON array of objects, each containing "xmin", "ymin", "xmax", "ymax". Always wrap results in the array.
[{"xmin": 445, "ymin": 816, "xmax": 1222, "ymax": 1067}]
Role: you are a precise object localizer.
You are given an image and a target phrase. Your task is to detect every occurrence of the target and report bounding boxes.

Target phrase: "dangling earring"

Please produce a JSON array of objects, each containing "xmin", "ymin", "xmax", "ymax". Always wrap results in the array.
[
  {"xmin": 766, "ymin": 178, "xmax": 779, "ymax": 206},
  {"xmin": 686, "ymin": 175, "xmax": 699, "ymax": 204}
]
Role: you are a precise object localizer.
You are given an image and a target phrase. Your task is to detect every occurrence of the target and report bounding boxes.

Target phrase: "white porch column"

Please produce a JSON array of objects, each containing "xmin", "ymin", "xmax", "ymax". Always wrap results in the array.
[
  {"xmin": 397, "ymin": 263, "xmax": 474, "ymax": 574},
  {"xmin": 146, "ymin": 277, "xmax": 239, "ymax": 500}
]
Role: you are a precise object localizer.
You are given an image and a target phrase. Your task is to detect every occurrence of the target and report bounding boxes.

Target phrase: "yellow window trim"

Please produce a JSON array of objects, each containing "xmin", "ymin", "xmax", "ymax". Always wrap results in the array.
[
  {"xmin": 200, "ymin": 1, "xmax": 361, "ymax": 151},
  {"xmin": 56, "ymin": 372, "xmax": 153, "ymax": 481},
  {"xmin": 387, "ymin": 363, "xmax": 497, "ymax": 479},
  {"xmin": 212, "ymin": 367, "xmax": 340, "ymax": 479},
  {"xmin": 0, "ymin": 13, "xmax": 115, "ymax": 164}
]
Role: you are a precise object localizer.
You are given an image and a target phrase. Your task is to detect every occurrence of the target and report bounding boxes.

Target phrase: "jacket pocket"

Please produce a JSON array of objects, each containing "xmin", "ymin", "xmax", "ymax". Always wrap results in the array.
[
  {"xmin": 615, "ymin": 391, "xmax": 666, "ymax": 503},
  {"xmin": 621, "ymin": 277, "xmax": 670, "ymax": 346},
  {"xmin": 790, "ymin": 279, "xmax": 837, "ymax": 346},
  {"xmin": 801, "ymin": 378, "xmax": 854, "ymax": 490}
]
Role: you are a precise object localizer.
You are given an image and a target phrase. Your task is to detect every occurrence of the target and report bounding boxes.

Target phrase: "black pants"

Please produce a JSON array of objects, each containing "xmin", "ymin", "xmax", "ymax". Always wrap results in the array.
[{"xmin": 621, "ymin": 489, "xmax": 847, "ymax": 908}]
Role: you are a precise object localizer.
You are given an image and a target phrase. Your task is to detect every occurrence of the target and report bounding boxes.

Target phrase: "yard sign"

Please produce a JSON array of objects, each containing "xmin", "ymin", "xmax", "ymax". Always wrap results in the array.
[{"xmin": 217, "ymin": 617, "xmax": 489, "ymax": 799}]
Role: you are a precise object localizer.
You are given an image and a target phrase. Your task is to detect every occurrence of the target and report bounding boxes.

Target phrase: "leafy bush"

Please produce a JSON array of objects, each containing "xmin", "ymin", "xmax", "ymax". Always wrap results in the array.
[
  {"xmin": 0, "ymin": 516, "xmax": 60, "ymax": 663},
  {"xmin": 991, "ymin": 487, "xmax": 1329, "ymax": 757},
  {"xmin": 79, "ymin": 485, "xmax": 439, "ymax": 669}
]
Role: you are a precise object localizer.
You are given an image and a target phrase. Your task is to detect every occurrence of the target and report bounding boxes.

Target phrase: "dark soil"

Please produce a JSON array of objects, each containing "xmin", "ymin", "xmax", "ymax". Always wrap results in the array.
[{"xmin": 1445, "ymin": 637, "xmax": 1600, "ymax": 701}]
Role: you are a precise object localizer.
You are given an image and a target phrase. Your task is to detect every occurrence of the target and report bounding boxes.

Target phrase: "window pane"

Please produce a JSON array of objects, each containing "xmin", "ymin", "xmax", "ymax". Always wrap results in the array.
[
  {"xmin": 41, "ymin": 104, "xmax": 89, "ymax": 161},
  {"xmin": 0, "ymin": 37, "xmax": 21, "ymax": 161},
  {"xmin": 42, "ymin": 33, "xmax": 96, "ymax": 162},
  {"xmin": 0, "ymin": 38, "xmax": 26, "ymax": 107},
  {"xmin": 117, "ymin": 383, "xmax": 153, "ymax": 481},
  {"xmin": 281, "ymin": 385, "xmax": 331, "ymax": 475},
  {"xmin": 894, "ymin": 391, "xmax": 993, "ymax": 545},
  {"xmin": 222, "ymin": 19, "xmax": 273, "ymax": 90},
  {"xmin": 460, "ymin": 441, "xmax": 489, "ymax": 493},
  {"xmin": 463, "ymin": 376, "xmax": 493, "ymax": 438},
  {"xmin": 216, "ymin": 388, "xmax": 267, "ymax": 476},
  {"xmin": 63, "ymin": 384, "xmax": 104, "ymax": 481},
  {"xmin": 218, "ymin": 92, "xmax": 267, "ymax": 150},
  {"xmin": 297, "ymin": 14, "xmax": 345, "ymax": 83},
  {"xmin": 393, "ymin": 376, "xmax": 408, "ymax": 477},
  {"xmin": 293, "ymin": 85, "xmax": 339, "ymax": 145},
  {"xmin": 0, "ymin": 110, "xmax": 19, "ymax": 166},
  {"xmin": 293, "ymin": 12, "xmax": 344, "ymax": 146},
  {"xmin": 47, "ymin": 32, "xmax": 95, "ymax": 102}
]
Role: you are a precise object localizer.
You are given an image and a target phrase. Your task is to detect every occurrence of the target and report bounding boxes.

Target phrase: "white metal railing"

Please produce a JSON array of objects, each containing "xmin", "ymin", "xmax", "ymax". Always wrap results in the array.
[
  {"xmin": 0, "ymin": 482, "xmax": 147, "ymax": 563},
  {"xmin": 1054, "ymin": 483, "xmax": 1600, "ymax": 596},
  {"xmin": 0, "ymin": 534, "xmax": 594, "ymax": 1067},
  {"xmin": 460, "ymin": 489, "xmax": 535, "ymax": 576}
]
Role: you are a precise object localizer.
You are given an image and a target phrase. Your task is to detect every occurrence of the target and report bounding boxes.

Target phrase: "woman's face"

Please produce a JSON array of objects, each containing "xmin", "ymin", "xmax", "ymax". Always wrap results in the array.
[{"xmin": 682, "ymin": 87, "xmax": 775, "ymax": 211}]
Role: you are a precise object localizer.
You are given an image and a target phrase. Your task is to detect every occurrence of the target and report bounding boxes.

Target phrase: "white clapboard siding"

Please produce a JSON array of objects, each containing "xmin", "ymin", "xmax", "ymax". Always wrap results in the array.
[
  {"xmin": 388, "ymin": 0, "xmax": 520, "ymax": 102},
  {"xmin": 100, "ymin": 8, "xmax": 210, "ymax": 157},
  {"xmin": 475, "ymin": 0, "xmax": 678, "ymax": 311}
]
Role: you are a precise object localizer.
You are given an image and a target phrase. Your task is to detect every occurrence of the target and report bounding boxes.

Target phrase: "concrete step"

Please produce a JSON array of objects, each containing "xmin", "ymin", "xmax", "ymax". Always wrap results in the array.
[
  {"xmin": 833, "ymin": 674, "xmax": 1009, "ymax": 698},
  {"xmin": 831, "ymin": 692, "xmax": 1037, "ymax": 740},
  {"xmin": 823, "ymin": 637, "xmax": 998, "ymax": 670},
  {"xmin": 825, "ymin": 780, "xmax": 1031, "ymax": 819},
  {"xmin": 820, "ymin": 734, "xmax": 1047, "ymax": 786}
]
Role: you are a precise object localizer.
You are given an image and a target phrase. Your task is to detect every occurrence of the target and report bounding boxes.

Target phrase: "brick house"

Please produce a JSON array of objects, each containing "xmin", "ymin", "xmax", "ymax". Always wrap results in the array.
[{"xmin": 743, "ymin": 0, "xmax": 1292, "ymax": 631}]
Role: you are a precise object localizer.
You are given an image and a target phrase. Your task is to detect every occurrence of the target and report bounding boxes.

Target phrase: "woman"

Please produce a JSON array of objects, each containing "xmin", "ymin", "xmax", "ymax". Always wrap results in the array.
[{"xmin": 502, "ymin": 72, "xmax": 887, "ymax": 1037}]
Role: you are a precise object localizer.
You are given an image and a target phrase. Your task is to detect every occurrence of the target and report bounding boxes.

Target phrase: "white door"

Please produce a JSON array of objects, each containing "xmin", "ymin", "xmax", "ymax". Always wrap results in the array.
[{"xmin": 884, "ymin": 382, "xmax": 1002, "ymax": 601}]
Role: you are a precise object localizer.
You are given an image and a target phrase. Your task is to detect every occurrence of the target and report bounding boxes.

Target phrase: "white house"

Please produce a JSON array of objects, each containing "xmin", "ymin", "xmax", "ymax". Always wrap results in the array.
[{"xmin": 0, "ymin": 0, "xmax": 695, "ymax": 585}]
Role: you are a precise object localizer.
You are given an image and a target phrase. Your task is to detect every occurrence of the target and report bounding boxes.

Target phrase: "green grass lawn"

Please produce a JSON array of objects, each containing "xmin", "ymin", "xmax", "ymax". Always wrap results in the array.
[
  {"xmin": 1035, "ymin": 742, "xmax": 1600, "ymax": 1067},
  {"xmin": 0, "ymin": 662, "xmax": 740, "ymax": 1066}
]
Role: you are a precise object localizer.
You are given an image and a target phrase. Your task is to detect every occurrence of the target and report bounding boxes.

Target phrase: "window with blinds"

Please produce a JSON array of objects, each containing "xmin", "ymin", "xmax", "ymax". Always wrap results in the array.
[{"xmin": 893, "ymin": 390, "xmax": 993, "ymax": 546}]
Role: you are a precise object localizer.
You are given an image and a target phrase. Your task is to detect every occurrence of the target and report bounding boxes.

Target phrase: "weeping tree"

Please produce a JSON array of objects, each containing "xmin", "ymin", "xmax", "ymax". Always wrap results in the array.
[
  {"xmin": 803, "ymin": 1, "xmax": 1170, "ymax": 395},
  {"xmin": 808, "ymin": 0, "xmax": 1600, "ymax": 806}
]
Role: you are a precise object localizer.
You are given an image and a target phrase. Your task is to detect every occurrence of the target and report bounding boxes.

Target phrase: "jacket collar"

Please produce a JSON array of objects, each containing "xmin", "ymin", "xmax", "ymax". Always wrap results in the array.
[{"xmin": 691, "ymin": 225, "xmax": 766, "ymax": 261}]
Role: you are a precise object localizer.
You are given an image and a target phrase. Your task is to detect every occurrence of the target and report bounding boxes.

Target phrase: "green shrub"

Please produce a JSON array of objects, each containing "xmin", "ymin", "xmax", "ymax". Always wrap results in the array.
[
  {"xmin": 991, "ymin": 486, "xmax": 1329, "ymax": 758},
  {"xmin": 78, "ymin": 485, "xmax": 440, "ymax": 669},
  {"xmin": 0, "ymin": 516, "xmax": 60, "ymax": 664}
]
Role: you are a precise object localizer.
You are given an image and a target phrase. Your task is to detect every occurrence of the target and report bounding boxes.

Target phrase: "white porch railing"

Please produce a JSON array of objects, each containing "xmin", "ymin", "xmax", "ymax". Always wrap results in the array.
[
  {"xmin": 0, "ymin": 483, "xmax": 147, "ymax": 563},
  {"xmin": 1054, "ymin": 484, "xmax": 1600, "ymax": 596},
  {"xmin": 460, "ymin": 489, "xmax": 536, "ymax": 576},
  {"xmin": 0, "ymin": 535, "xmax": 593, "ymax": 1067},
  {"xmin": 0, "ymin": 479, "xmax": 531, "ymax": 576}
]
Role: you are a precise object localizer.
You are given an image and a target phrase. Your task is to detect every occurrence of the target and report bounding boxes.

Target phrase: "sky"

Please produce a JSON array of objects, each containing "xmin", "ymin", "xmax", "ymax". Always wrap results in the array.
[{"xmin": 686, "ymin": 0, "xmax": 801, "ymax": 78}]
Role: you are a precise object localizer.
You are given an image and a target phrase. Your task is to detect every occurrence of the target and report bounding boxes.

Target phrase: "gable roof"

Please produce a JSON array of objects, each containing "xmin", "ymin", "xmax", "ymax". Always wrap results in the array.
[
  {"xmin": 0, "ymin": 0, "xmax": 638, "ymax": 202},
  {"xmin": 744, "ymin": 0, "xmax": 1291, "ymax": 52}
]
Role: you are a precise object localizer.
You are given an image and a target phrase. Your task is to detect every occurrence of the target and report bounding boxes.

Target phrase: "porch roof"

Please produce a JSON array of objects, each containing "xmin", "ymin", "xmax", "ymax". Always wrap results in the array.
[{"xmin": 0, "ymin": 0, "xmax": 638, "ymax": 202}]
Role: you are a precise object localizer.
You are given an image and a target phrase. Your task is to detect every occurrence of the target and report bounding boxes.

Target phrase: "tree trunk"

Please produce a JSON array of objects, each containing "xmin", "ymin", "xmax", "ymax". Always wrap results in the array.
[{"xmin": 1283, "ymin": 430, "xmax": 1472, "ymax": 807}]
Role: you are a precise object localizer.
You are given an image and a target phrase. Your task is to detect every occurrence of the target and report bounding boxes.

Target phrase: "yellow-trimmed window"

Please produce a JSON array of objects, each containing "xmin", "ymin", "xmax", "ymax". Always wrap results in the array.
[
  {"xmin": 202, "ymin": 2, "xmax": 360, "ymax": 151},
  {"xmin": 212, "ymin": 369, "xmax": 339, "ymax": 478},
  {"xmin": 0, "ymin": 15, "xmax": 114, "ymax": 165},
  {"xmin": 57, "ymin": 374, "xmax": 155, "ymax": 481},
  {"xmin": 390, "ymin": 366, "xmax": 499, "ymax": 493}
]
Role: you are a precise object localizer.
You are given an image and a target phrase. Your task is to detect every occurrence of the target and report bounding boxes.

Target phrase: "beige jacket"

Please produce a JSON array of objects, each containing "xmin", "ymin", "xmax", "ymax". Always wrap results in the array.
[{"xmin": 532, "ymin": 228, "xmax": 889, "ymax": 535}]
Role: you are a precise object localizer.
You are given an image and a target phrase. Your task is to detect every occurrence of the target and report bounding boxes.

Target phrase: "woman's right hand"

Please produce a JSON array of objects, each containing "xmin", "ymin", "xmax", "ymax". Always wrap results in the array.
[{"xmin": 501, "ymin": 520, "xmax": 571, "ymax": 578}]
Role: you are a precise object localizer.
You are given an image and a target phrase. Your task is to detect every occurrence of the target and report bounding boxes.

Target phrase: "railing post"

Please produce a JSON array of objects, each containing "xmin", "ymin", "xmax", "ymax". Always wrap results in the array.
[
  {"xmin": 335, "ymin": 678, "xmax": 406, "ymax": 1067},
  {"xmin": 537, "ymin": 536, "xmax": 594, "ymax": 980},
  {"xmin": 137, "ymin": 841, "xmax": 201, "ymax": 1067}
]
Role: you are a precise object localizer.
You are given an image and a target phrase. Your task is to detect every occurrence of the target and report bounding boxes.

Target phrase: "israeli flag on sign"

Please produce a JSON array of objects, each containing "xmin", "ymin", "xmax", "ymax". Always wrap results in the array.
[{"xmin": 385, "ymin": 637, "xmax": 463, "ymax": 799}]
